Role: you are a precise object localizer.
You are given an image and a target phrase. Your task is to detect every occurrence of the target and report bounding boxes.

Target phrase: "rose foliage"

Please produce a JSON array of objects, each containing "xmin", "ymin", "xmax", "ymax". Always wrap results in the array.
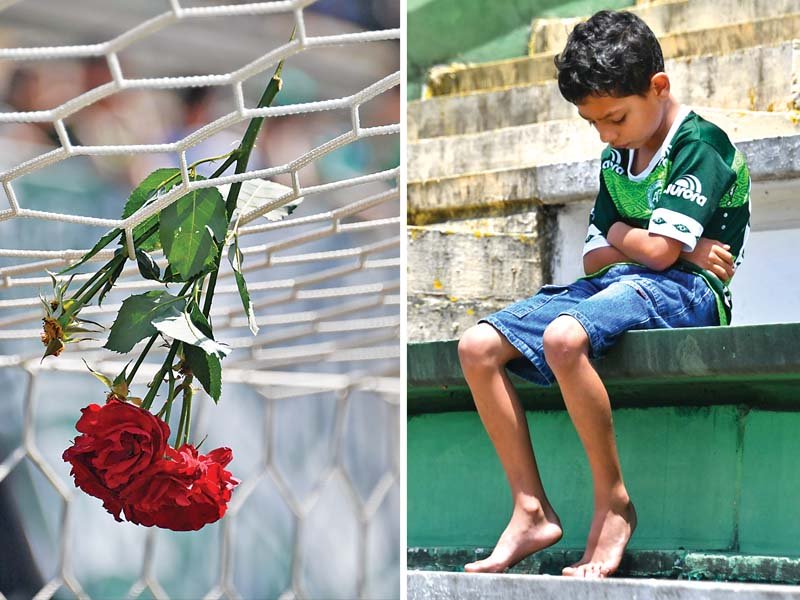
[{"xmin": 63, "ymin": 399, "xmax": 238, "ymax": 531}]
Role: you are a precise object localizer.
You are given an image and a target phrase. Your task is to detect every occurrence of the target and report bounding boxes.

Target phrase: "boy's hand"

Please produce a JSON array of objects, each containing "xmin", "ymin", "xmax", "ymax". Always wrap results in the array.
[{"xmin": 681, "ymin": 238, "xmax": 734, "ymax": 282}]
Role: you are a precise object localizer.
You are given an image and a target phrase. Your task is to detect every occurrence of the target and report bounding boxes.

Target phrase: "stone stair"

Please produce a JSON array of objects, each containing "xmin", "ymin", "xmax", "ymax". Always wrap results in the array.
[
  {"xmin": 408, "ymin": 571, "xmax": 800, "ymax": 599},
  {"xmin": 407, "ymin": 0, "xmax": 800, "ymax": 342}
]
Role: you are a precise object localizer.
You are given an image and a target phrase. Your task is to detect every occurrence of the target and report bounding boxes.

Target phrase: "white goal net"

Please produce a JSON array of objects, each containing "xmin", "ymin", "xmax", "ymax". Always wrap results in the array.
[{"xmin": 0, "ymin": 1, "xmax": 400, "ymax": 598}]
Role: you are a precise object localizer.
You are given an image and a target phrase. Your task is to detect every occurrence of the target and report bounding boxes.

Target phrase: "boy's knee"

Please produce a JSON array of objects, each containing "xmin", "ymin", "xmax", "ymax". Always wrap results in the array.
[
  {"xmin": 542, "ymin": 316, "xmax": 589, "ymax": 368},
  {"xmin": 458, "ymin": 324, "xmax": 506, "ymax": 371}
]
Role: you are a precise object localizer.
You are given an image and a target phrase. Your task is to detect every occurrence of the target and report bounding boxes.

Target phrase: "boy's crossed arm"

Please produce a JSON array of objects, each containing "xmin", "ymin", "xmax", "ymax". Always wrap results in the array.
[{"xmin": 584, "ymin": 222, "xmax": 734, "ymax": 282}]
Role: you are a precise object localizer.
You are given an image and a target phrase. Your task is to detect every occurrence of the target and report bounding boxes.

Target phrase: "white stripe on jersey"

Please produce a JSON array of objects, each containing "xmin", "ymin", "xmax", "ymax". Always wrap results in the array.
[
  {"xmin": 582, "ymin": 224, "xmax": 612, "ymax": 256},
  {"xmin": 649, "ymin": 207, "xmax": 704, "ymax": 252}
]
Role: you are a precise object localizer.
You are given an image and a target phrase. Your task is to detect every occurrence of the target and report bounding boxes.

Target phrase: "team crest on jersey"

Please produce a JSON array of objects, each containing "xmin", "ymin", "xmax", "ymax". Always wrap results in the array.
[
  {"xmin": 663, "ymin": 174, "xmax": 708, "ymax": 206},
  {"xmin": 601, "ymin": 148, "xmax": 625, "ymax": 175},
  {"xmin": 646, "ymin": 181, "xmax": 663, "ymax": 209}
]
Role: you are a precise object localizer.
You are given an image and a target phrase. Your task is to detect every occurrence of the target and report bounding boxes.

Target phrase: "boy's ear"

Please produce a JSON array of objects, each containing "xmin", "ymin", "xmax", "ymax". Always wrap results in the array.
[{"xmin": 650, "ymin": 72, "xmax": 670, "ymax": 97}]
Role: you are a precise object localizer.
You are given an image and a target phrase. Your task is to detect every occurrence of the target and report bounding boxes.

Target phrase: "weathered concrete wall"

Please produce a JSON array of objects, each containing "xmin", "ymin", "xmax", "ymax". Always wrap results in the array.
[{"xmin": 408, "ymin": 209, "xmax": 557, "ymax": 342}]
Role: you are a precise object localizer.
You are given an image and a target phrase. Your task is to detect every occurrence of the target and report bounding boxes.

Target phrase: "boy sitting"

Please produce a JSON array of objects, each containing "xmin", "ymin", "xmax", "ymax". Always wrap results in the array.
[{"xmin": 458, "ymin": 10, "xmax": 750, "ymax": 578}]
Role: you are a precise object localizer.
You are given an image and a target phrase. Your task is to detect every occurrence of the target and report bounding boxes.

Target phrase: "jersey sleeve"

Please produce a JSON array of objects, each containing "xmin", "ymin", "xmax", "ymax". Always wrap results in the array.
[
  {"xmin": 582, "ymin": 172, "xmax": 621, "ymax": 256},
  {"xmin": 649, "ymin": 141, "xmax": 736, "ymax": 252}
]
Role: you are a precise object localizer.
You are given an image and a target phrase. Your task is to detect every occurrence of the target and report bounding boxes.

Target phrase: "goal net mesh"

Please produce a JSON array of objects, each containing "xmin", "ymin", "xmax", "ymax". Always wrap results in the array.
[{"xmin": 0, "ymin": 1, "xmax": 400, "ymax": 598}]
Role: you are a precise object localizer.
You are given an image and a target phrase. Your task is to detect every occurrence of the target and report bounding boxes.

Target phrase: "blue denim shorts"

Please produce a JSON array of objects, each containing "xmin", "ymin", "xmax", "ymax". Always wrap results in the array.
[{"xmin": 480, "ymin": 263, "xmax": 720, "ymax": 386}]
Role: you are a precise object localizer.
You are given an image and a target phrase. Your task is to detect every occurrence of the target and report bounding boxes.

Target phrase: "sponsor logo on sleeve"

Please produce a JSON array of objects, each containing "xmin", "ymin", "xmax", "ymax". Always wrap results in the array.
[
  {"xmin": 663, "ymin": 174, "xmax": 708, "ymax": 206},
  {"xmin": 601, "ymin": 148, "xmax": 625, "ymax": 175}
]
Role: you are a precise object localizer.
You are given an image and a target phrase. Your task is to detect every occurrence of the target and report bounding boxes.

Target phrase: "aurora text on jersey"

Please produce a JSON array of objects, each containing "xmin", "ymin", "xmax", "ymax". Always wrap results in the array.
[{"xmin": 583, "ymin": 106, "xmax": 751, "ymax": 325}]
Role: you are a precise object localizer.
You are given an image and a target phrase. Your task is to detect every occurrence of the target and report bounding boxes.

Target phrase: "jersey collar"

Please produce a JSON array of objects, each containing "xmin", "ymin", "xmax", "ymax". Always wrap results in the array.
[{"xmin": 627, "ymin": 104, "xmax": 692, "ymax": 182}]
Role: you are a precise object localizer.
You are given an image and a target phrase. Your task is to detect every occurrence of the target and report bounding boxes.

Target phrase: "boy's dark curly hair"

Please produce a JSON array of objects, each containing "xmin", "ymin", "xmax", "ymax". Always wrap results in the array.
[{"xmin": 554, "ymin": 10, "xmax": 664, "ymax": 104}]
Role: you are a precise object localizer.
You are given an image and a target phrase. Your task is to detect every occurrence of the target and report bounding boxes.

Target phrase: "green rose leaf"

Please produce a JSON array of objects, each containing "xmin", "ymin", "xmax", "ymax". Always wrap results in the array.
[
  {"xmin": 228, "ymin": 234, "xmax": 259, "ymax": 335},
  {"xmin": 135, "ymin": 248, "xmax": 161, "ymax": 281},
  {"xmin": 172, "ymin": 304, "xmax": 225, "ymax": 402},
  {"xmin": 104, "ymin": 290, "xmax": 186, "ymax": 353},
  {"xmin": 184, "ymin": 344, "xmax": 222, "ymax": 402},
  {"xmin": 58, "ymin": 228, "xmax": 122, "ymax": 275},
  {"xmin": 159, "ymin": 184, "xmax": 226, "ymax": 281},
  {"xmin": 151, "ymin": 307, "xmax": 231, "ymax": 359},
  {"xmin": 122, "ymin": 168, "xmax": 182, "ymax": 251}
]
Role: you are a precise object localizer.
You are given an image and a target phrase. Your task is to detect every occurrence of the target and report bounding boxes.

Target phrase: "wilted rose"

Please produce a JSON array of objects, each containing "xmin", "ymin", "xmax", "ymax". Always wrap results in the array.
[
  {"xmin": 62, "ymin": 398, "xmax": 170, "ymax": 520},
  {"xmin": 121, "ymin": 444, "xmax": 238, "ymax": 531}
]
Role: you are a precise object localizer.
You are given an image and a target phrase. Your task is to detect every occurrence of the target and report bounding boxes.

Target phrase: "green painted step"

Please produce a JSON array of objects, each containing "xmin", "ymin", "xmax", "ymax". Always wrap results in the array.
[
  {"xmin": 408, "ymin": 406, "xmax": 800, "ymax": 555},
  {"xmin": 407, "ymin": 324, "xmax": 800, "ymax": 564},
  {"xmin": 409, "ymin": 323, "xmax": 800, "ymax": 412},
  {"xmin": 426, "ymin": 12, "xmax": 800, "ymax": 97}
]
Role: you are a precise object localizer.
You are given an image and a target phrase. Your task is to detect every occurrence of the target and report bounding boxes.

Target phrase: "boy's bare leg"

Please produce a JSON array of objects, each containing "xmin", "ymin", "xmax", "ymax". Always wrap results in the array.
[
  {"xmin": 542, "ymin": 315, "xmax": 637, "ymax": 578},
  {"xmin": 458, "ymin": 323, "xmax": 563, "ymax": 573}
]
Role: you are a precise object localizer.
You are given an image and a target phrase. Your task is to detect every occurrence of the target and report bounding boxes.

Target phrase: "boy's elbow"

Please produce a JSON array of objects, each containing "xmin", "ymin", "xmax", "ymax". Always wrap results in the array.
[
  {"xmin": 646, "ymin": 255, "xmax": 675, "ymax": 271},
  {"xmin": 644, "ymin": 239, "xmax": 682, "ymax": 271}
]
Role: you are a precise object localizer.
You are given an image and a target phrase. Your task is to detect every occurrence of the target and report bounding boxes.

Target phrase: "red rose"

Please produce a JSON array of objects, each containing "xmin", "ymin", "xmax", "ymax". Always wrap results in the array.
[
  {"xmin": 62, "ymin": 399, "xmax": 170, "ymax": 520},
  {"xmin": 120, "ymin": 444, "xmax": 238, "ymax": 531}
]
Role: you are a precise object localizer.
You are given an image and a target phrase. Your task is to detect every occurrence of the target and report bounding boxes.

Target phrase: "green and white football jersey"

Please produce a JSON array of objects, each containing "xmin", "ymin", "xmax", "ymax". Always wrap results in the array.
[{"xmin": 583, "ymin": 106, "xmax": 751, "ymax": 325}]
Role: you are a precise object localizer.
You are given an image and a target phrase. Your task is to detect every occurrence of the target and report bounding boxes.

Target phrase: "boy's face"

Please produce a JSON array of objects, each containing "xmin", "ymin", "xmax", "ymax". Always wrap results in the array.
[{"xmin": 576, "ymin": 75, "xmax": 670, "ymax": 151}]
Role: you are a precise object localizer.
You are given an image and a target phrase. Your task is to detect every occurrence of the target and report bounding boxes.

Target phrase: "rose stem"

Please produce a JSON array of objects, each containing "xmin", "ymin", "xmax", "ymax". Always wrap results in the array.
[
  {"xmin": 140, "ymin": 342, "xmax": 180, "ymax": 411},
  {"xmin": 201, "ymin": 55, "xmax": 286, "ymax": 319}
]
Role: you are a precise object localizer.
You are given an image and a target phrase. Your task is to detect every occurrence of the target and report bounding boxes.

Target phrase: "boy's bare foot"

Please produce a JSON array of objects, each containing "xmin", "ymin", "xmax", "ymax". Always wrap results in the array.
[
  {"xmin": 562, "ymin": 499, "xmax": 637, "ymax": 578},
  {"xmin": 464, "ymin": 502, "xmax": 562, "ymax": 573}
]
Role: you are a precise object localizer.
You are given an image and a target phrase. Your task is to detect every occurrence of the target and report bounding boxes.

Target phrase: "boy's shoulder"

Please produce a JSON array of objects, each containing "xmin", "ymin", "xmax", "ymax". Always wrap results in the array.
[{"xmin": 669, "ymin": 111, "xmax": 738, "ymax": 164}]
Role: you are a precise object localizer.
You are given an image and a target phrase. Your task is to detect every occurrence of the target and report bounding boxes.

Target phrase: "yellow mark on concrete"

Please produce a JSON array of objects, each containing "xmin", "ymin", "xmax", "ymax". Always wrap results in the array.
[
  {"xmin": 433, "ymin": 279, "xmax": 443, "ymax": 290},
  {"xmin": 449, "ymin": 296, "xmax": 459, "ymax": 302},
  {"xmin": 791, "ymin": 110, "xmax": 800, "ymax": 126},
  {"xmin": 748, "ymin": 88, "xmax": 757, "ymax": 111},
  {"xmin": 466, "ymin": 308, "xmax": 475, "ymax": 316},
  {"xmin": 408, "ymin": 227, "xmax": 423, "ymax": 241}
]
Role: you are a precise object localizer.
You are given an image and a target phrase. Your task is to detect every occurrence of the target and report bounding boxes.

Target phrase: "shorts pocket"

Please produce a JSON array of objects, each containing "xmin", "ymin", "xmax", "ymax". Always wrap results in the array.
[{"xmin": 505, "ymin": 285, "xmax": 568, "ymax": 319}]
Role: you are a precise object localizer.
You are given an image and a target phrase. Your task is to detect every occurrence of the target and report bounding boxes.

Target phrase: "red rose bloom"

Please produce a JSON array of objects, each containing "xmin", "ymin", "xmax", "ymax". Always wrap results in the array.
[
  {"xmin": 120, "ymin": 444, "xmax": 238, "ymax": 531},
  {"xmin": 62, "ymin": 398, "xmax": 170, "ymax": 520}
]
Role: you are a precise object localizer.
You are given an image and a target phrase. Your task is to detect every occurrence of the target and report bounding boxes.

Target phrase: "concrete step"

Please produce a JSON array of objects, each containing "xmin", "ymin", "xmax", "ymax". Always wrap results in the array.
[
  {"xmin": 408, "ymin": 108, "xmax": 800, "ymax": 181},
  {"xmin": 408, "ymin": 82, "xmax": 578, "ymax": 141},
  {"xmin": 408, "ymin": 132, "xmax": 800, "ymax": 218},
  {"xmin": 427, "ymin": 12, "xmax": 800, "ymax": 98},
  {"xmin": 408, "ymin": 571, "xmax": 800, "ymax": 600},
  {"xmin": 409, "ymin": 548, "xmax": 800, "ymax": 585},
  {"xmin": 411, "ymin": 40, "xmax": 800, "ymax": 140},
  {"xmin": 529, "ymin": 0, "xmax": 800, "ymax": 54}
]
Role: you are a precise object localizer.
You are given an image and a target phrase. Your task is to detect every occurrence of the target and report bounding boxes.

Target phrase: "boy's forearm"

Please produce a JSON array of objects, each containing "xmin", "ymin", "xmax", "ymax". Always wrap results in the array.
[
  {"xmin": 606, "ymin": 221, "xmax": 682, "ymax": 271},
  {"xmin": 583, "ymin": 246, "xmax": 629, "ymax": 275}
]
